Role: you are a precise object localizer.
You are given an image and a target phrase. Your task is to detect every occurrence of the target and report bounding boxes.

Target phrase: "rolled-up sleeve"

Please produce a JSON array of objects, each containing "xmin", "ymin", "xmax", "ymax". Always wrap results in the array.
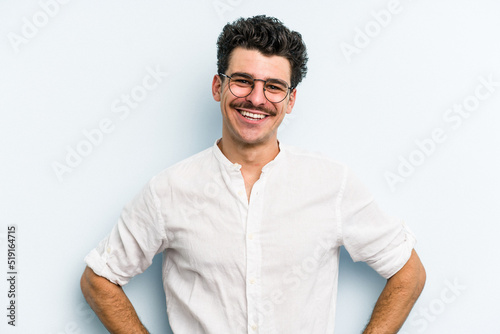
[
  {"xmin": 84, "ymin": 177, "xmax": 168, "ymax": 286},
  {"xmin": 339, "ymin": 167, "xmax": 416, "ymax": 279}
]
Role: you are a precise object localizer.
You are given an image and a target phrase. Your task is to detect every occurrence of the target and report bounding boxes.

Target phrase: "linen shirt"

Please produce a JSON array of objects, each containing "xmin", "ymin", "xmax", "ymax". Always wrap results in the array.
[{"xmin": 85, "ymin": 140, "xmax": 416, "ymax": 334}]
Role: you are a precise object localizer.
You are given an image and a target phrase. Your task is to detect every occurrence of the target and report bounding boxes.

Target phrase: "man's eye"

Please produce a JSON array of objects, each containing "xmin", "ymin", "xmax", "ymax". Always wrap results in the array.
[
  {"xmin": 266, "ymin": 84, "xmax": 286, "ymax": 92},
  {"xmin": 234, "ymin": 79, "xmax": 252, "ymax": 85}
]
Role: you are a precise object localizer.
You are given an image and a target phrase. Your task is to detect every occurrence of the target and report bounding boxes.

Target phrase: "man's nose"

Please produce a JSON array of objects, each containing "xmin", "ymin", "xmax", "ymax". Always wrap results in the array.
[{"xmin": 245, "ymin": 80, "xmax": 267, "ymax": 105}]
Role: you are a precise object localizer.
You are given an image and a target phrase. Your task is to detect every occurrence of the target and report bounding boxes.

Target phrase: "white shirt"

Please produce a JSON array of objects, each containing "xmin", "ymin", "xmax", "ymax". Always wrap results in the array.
[{"xmin": 85, "ymin": 141, "xmax": 416, "ymax": 334}]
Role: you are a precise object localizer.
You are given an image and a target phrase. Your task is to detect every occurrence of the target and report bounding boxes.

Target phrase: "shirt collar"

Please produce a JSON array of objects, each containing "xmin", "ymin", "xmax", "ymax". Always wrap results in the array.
[{"xmin": 212, "ymin": 138, "xmax": 285, "ymax": 173}]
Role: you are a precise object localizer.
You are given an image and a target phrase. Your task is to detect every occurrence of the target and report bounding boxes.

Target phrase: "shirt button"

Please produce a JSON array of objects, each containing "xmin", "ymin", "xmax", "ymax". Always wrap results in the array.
[
  {"xmin": 238, "ymin": 190, "xmax": 245, "ymax": 197},
  {"xmin": 106, "ymin": 247, "xmax": 111, "ymax": 254},
  {"xmin": 251, "ymin": 324, "xmax": 258, "ymax": 331},
  {"xmin": 248, "ymin": 233, "xmax": 254, "ymax": 240},
  {"xmin": 249, "ymin": 278, "xmax": 256, "ymax": 284}
]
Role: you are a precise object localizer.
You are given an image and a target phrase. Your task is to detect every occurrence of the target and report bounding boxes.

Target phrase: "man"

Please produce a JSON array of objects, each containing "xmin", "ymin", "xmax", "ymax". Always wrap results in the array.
[{"xmin": 81, "ymin": 15, "xmax": 425, "ymax": 334}]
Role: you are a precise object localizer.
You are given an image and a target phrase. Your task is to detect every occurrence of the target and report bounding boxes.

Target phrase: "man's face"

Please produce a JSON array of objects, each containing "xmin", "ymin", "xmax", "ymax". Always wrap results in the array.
[{"xmin": 212, "ymin": 47, "xmax": 296, "ymax": 147}]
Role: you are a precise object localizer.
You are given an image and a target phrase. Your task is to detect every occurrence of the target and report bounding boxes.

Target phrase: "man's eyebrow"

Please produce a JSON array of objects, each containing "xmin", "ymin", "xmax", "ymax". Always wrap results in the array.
[
  {"xmin": 230, "ymin": 72, "xmax": 253, "ymax": 78},
  {"xmin": 230, "ymin": 72, "xmax": 289, "ymax": 84}
]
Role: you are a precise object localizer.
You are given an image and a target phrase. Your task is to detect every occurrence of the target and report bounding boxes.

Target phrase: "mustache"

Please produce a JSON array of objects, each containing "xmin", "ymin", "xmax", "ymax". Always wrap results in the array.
[{"xmin": 230, "ymin": 101, "xmax": 276, "ymax": 116}]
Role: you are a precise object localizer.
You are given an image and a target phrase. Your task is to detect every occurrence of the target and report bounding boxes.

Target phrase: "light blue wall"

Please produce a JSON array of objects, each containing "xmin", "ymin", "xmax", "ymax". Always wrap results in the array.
[{"xmin": 1, "ymin": 1, "xmax": 499, "ymax": 333}]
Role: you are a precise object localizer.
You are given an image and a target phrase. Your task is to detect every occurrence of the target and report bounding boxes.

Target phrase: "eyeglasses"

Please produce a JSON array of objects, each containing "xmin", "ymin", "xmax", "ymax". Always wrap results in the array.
[{"xmin": 219, "ymin": 73, "xmax": 293, "ymax": 103}]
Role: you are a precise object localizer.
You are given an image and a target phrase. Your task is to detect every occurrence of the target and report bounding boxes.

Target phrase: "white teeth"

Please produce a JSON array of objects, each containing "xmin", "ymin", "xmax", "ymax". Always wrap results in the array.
[{"xmin": 239, "ymin": 110, "xmax": 266, "ymax": 119}]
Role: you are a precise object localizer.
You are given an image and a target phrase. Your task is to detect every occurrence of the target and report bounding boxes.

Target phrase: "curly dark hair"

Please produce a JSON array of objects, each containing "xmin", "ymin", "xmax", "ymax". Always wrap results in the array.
[{"xmin": 216, "ymin": 15, "xmax": 308, "ymax": 89}]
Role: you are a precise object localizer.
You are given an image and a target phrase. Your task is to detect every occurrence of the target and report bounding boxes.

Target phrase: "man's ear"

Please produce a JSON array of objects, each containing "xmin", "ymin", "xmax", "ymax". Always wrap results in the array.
[
  {"xmin": 286, "ymin": 88, "xmax": 297, "ymax": 114},
  {"xmin": 212, "ymin": 75, "xmax": 222, "ymax": 102}
]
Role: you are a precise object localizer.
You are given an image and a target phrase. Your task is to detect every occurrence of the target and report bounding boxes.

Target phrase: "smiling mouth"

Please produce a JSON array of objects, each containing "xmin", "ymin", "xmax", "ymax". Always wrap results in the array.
[{"xmin": 237, "ymin": 109, "xmax": 269, "ymax": 120}]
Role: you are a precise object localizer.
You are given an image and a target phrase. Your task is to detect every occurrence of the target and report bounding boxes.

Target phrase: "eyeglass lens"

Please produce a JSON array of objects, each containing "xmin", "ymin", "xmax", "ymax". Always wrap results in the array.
[{"xmin": 227, "ymin": 74, "xmax": 290, "ymax": 103}]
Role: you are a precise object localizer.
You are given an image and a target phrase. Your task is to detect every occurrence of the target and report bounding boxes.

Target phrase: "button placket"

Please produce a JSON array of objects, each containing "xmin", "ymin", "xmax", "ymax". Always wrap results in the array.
[{"xmin": 245, "ymin": 178, "xmax": 265, "ymax": 334}]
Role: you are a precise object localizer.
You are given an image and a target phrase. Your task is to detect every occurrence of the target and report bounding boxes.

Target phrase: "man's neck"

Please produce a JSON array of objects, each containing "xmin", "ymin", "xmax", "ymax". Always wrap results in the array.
[{"xmin": 218, "ymin": 135, "xmax": 279, "ymax": 201}]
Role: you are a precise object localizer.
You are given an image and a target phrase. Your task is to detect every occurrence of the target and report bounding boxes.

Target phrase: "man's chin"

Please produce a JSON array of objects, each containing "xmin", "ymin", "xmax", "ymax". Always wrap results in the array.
[{"xmin": 234, "ymin": 133, "xmax": 277, "ymax": 148}]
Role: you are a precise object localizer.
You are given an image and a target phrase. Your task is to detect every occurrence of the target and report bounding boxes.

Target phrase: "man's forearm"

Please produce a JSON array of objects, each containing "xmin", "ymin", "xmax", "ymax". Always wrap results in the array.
[
  {"xmin": 363, "ymin": 250, "xmax": 426, "ymax": 334},
  {"xmin": 80, "ymin": 266, "xmax": 149, "ymax": 334}
]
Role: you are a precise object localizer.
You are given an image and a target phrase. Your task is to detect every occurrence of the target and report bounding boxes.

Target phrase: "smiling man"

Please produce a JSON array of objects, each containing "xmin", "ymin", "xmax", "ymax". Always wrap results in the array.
[
  {"xmin": 213, "ymin": 46, "xmax": 297, "ymax": 199},
  {"xmin": 81, "ymin": 15, "xmax": 425, "ymax": 334}
]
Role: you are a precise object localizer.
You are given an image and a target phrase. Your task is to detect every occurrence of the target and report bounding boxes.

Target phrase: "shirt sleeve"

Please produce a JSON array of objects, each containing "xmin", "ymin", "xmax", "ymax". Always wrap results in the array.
[
  {"xmin": 338, "ymin": 166, "xmax": 416, "ymax": 279},
  {"xmin": 84, "ymin": 177, "xmax": 169, "ymax": 286}
]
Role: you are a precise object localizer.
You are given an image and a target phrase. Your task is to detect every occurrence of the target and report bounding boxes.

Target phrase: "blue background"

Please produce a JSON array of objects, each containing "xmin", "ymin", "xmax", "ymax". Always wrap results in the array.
[{"xmin": 1, "ymin": 0, "xmax": 499, "ymax": 333}]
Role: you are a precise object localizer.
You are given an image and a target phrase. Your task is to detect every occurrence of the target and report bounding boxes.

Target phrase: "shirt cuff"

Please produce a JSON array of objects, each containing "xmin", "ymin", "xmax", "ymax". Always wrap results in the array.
[
  {"xmin": 84, "ymin": 248, "xmax": 131, "ymax": 286},
  {"xmin": 366, "ymin": 222, "xmax": 417, "ymax": 279}
]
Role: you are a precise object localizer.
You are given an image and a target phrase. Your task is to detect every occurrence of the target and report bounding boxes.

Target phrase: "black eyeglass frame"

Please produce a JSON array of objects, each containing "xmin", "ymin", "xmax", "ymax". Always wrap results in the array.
[{"xmin": 218, "ymin": 73, "xmax": 294, "ymax": 103}]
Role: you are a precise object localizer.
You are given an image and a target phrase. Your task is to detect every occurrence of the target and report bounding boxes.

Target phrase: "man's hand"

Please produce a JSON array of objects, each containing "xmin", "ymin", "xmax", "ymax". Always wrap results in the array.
[
  {"xmin": 363, "ymin": 249, "xmax": 426, "ymax": 334},
  {"xmin": 80, "ymin": 266, "xmax": 149, "ymax": 334}
]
